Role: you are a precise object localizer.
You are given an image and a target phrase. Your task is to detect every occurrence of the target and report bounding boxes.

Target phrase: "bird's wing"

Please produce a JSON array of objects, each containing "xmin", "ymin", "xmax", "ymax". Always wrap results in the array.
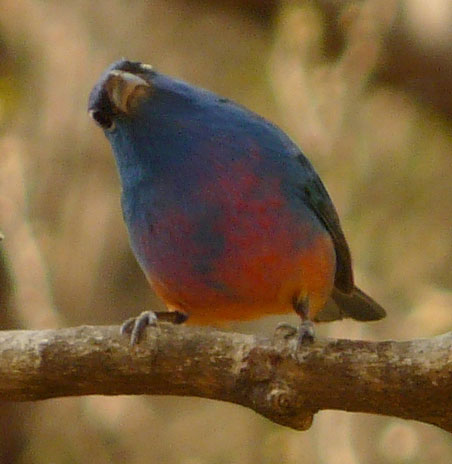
[{"xmin": 294, "ymin": 153, "xmax": 354, "ymax": 293}]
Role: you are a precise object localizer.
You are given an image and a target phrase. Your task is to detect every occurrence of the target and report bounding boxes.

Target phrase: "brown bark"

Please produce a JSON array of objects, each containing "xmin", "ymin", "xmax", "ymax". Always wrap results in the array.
[{"xmin": 0, "ymin": 324, "xmax": 450, "ymax": 432}]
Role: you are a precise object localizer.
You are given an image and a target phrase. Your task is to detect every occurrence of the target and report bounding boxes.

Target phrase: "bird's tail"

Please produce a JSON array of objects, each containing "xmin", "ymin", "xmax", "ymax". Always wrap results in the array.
[{"xmin": 315, "ymin": 286, "xmax": 386, "ymax": 322}]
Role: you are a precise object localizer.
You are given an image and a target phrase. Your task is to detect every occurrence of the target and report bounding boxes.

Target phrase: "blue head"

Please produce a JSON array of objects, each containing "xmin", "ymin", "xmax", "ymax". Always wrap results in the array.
[{"xmin": 88, "ymin": 60, "xmax": 304, "ymax": 191}]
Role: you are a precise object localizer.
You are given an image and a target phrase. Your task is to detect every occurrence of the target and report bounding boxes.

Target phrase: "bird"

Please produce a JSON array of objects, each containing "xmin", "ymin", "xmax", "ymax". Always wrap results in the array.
[{"xmin": 88, "ymin": 59, "xmax": 386, "ymax": 345}]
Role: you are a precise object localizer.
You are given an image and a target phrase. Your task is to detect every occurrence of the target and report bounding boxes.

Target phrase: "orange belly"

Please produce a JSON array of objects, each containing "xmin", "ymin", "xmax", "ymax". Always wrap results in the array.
[{"xmin": 149, "ymin": 228, "xmax": 336, "ymax": 325}]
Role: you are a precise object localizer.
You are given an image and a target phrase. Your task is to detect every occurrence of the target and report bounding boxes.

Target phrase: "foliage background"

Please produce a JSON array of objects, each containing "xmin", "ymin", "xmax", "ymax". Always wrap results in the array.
[{"xmin": 0, "ymin": 0, "xmax": 451, "ymax": 462}]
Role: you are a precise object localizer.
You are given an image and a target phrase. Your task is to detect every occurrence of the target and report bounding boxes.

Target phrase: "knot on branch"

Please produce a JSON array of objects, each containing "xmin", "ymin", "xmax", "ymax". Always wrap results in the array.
[
  {"xmin": 238, "ymin": 344, "xmax": 315, "ymax": 430},
  {"xmin": 266, "ymin": 382, "xmax": 314, "ymax": 431}
]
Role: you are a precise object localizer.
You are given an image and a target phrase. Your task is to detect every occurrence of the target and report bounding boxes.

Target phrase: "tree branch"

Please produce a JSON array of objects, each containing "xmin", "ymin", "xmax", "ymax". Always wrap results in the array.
[{"xmin": 0, "ymin": 324, "xmax": 451, "ymax": 432}]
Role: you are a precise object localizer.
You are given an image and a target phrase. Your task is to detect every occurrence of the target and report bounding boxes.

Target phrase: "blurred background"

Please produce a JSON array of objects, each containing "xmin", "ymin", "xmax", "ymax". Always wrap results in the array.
[{"xmin": 0, "ymin": 0, "xmax": 451, "ymax": 462}]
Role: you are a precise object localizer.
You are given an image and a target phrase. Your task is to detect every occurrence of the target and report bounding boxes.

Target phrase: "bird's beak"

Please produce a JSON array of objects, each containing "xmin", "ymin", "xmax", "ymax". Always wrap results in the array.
[{"xmin": 105, "ymin": 70, "xmax": 151, "ymax": 115}]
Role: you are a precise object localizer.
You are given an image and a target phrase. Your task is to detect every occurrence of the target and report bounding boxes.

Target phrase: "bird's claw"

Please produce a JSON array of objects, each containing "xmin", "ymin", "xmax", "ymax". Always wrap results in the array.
[
  {"xmin": 274, "ymin": 322, "xmax": 298, "ymax": 340},
  {"xmin": 121, "ymin": 310, "xmax": 158, "ymax": 346},
  {"xmin": 120, "ymin": 309, "xmax": 188, "ymax": 346},
  {"xmin": 273, "ymin": 321, "xmax": 315, "ymax": 351}
]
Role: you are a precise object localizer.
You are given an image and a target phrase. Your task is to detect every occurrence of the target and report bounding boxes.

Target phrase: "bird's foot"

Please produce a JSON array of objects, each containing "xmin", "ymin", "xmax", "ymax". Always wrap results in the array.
[
  {"xmin": 121, "ymin": 310, "xmax": 188, "ymax": 346},
  {"xmin": 273, "ymin": 321, "xmax": 315, "ymax": 354},
  {"xmin": 297, "ymin": 320, "xmax": 315, "ymax": 348},
  {"xmin": 274, "ymin": 322, "xmax": 298, "ymax": 339}
]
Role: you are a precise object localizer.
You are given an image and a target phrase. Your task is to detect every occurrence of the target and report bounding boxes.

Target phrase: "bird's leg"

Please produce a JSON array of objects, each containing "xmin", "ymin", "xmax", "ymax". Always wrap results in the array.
[
  {"xmin": 121, "ymin": 309, "xmax": 188, "ymax": 346},
  {"xmin": 294, "ymin": 296, "xmax": 315, "ymax": 346}
]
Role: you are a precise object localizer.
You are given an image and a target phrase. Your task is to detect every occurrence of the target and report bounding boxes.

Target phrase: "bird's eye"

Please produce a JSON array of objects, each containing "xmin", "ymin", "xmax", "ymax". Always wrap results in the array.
[{"xmin": 89, "ymin": 109, "xmax": 116, "ymax": 131}]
